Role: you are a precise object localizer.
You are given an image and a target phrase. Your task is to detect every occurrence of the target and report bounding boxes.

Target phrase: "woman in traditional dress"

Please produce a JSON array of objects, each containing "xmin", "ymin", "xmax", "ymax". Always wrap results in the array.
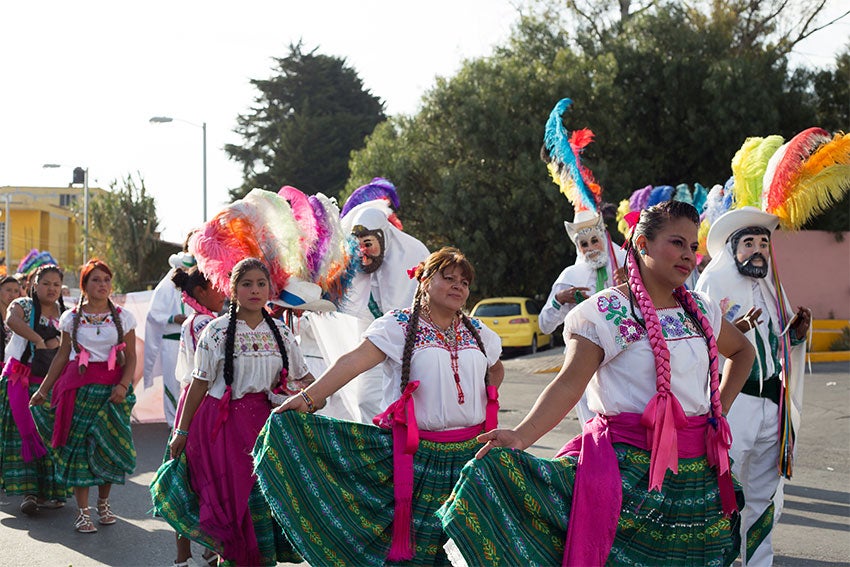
[
  {"xmin": 437, "ymin": 201, "xmax": 756, "ymax": 566},
  {"xmin": 254, "ymin": 246, "xmax": 505, "ymax": 566},
  {"xmin": 0, "ymin": 265, "xmax": 67, "ymax": 514},
  {"xmin": 30, "ymin": 259, "xmax": 137, "ymax": 534},
  {"xmin": 151, "ymin": 258, "xmax": 312, "ymax": 567},
  {"xmin": 167, "ymin": 265, "xmax": 225, "ymax": 567}
]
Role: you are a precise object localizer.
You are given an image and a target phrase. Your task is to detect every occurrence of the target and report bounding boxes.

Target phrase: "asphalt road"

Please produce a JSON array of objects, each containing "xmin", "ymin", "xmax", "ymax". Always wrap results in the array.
[{"xmin": 1, "ymin": 354, "xmax": 847, "ymax": 566}]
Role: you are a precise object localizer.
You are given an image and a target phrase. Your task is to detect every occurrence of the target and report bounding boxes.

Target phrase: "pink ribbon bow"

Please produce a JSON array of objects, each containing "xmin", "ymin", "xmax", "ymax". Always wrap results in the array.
[
  {"xmin": 706, "ymin": 414, "xmax": 737, "ymax": 515},
  {"xmin": 107, "ymin": 342, "xmax": 126, "ymax": 371},
  {"xmin": 372, "ymin": 380, "xmax": 420, "ymax": 561},
  {"xmin": 640, "ymin": 388, "xmax": 688, "ymax": 491},
  {"xmin": 77, "ymin": 346, "xmax": 90, "ymax": 368}
]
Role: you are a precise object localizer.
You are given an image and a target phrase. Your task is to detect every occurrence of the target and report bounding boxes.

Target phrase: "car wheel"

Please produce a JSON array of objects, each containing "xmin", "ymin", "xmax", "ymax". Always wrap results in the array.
[{"xmin": 530, "ymin": 335, "xmax": 538, "ymax": 355}]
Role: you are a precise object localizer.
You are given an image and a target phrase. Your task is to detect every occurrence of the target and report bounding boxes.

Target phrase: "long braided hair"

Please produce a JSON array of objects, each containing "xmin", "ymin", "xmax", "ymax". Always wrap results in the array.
[
  {"xmin": 25, "ymin": 265, "xmax": 66, "ymax": 358},
  {"xmin": 626, "ymin": 201, "xmax": 722, "ymax": 418},
  {"xmin": 72, "ymin": 259, "xmax": 125, "ymax": 370},
  {"xmin": 399, "ymin": 247, "xmax": 489, "ymax": 393},
  {"xmin": 222, "ymin": 258, "xmax": 288, "ymax": 387}
]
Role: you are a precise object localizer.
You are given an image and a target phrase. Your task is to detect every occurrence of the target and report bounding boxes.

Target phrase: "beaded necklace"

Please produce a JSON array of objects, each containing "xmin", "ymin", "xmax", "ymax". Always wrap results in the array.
[{"xmin": 424, "ymin": 311, "xmax": 464, "ymax": 404}]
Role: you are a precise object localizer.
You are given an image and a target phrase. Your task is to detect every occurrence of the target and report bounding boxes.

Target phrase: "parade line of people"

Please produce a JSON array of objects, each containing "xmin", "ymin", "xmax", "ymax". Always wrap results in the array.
[{"xmin": 1, "ymin": 116, "xmax": 846, "ymax": 566}]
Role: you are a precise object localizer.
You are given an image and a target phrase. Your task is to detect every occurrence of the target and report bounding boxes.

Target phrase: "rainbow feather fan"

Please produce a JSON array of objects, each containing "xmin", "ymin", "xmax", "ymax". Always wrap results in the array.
[
  {"xmin": 731, "ymin": 135, "xmax": 784, "ymax": 209},
  {"xmin": 17, "ymin": 250, "xmax": 58, "ymax": 275},
  {"xmin": 543, "ymin": 98, "xmax": 602, "ymax": 212},
  {"xmin": 308, "ymin": 193, "xmax": 349, "ymax": 293},
  {"xmin": 763, "ymin": 131, "xmax": 850, "ymax": 229}
]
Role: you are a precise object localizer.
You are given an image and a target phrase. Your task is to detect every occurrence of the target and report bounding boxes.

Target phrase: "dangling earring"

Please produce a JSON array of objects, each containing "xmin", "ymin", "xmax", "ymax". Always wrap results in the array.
[{"xmin": 639, "ymin": 249, "xmax": 647, "ymax": 256}]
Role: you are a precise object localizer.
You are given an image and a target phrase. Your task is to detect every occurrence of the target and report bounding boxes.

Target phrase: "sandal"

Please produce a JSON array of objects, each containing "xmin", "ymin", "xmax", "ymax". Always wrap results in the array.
[
  {"xmin": 202, "ymin": 549, "xmax": 219, "ymax": 567},
  {"xmin": 37, "ymin": 498, "xmax": 66, "ymax": 510},
  {"xmin": 96, "ymin": 497, "xmax": 117, "ymax": 525},
  {"xmin": 74, "ymin": 507, "xmax": 97, "ymax": 533},
  {"xmin": 20, "ymin": 494, "xmax": 38, "ymax": 516}
]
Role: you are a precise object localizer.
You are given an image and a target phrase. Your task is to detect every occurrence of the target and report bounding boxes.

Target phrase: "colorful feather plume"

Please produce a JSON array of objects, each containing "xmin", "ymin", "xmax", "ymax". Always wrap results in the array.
[
  {"xmin": 308, "ymin": 193, "xmax": 349, "ymax": 294},
  {"xmin": 647, "ymin": 185, "xmax": 674, "ymax": 207},
  {"xmin": 629, "ymin": 185, "xmax": 653, "ymax": 212},
  {"xmin": 698, "ymin": 183, "xmax": 730, "ymax": 254},
  {"xmin": 731, "ymin": 135, "xmax": 784, "ymax": 209},
  {"xmin": 764, "ymin": 131, "xmax": 850, "ymax": 229},
  {"xmin": 692, "ymin": 183, "xmax": 708, "ymax": 215},
  {"xmin": 16, "ymin": 249, "xmax": 58, "ymax": 275},
  {"xmin": 543, "ymin": 98, "xmax": 602, "ymax": 212},
  {"xmin": 673, "ymin": 184, "xmax": 693, "ymax": 205},
  {"xmin": 616, "ymin": 199, "xmax": 632, "ymax": 240},
  {"xmin": 341, "ymin": 178, "xmax": 401, "ymax": 218}
]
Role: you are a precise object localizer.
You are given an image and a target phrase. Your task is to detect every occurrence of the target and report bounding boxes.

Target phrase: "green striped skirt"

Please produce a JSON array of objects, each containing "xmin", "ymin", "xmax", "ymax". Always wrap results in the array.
[
  {"xmin": 252, "ymin": 411, "xmax": 482, "ymax": 567},
  {"xmin": 0, "ymin": 377, "xmax": 69, "ymax": 499},
  {"xmin": 53, "ymin": 383, "xmax": 136, "ymax": 487},
  {"xmin": 150, "ymin": 453, "xmax": 300, "ymax": 566},
  {"xmin": 437, "ymin": 445, "xmax": 740, "ymax": 567}
]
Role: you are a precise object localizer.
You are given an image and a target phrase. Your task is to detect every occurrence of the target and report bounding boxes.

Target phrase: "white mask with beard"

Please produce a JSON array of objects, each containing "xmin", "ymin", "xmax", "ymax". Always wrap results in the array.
[{"xmin": 575, "ymin": 227, "xmax": 609, "ymax": 269}]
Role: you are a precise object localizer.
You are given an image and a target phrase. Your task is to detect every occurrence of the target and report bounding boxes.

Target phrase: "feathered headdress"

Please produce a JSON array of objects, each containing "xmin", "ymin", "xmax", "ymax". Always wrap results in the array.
[
  {"xmin": 543, "ymin": 98, "xmax": 602, "ymax": 213},
  {"xmin": 17, "ymin": 249, "xmax": 58, "ymax": 276},
  {"xmin": 731, "ymin": 135, "xmax": 784, "ymax": 209},
  {"xmin": 341, "ymin": 177, "xmax": 404, "ymax": 230},
  {"xmin": 762, "ymin": 129, "xmax": 850, "ymax": 229}
]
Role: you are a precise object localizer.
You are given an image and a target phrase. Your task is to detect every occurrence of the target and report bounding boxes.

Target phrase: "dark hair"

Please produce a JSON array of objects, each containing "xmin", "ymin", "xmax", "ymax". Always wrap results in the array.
[
  {"xmin": 29, "ymin": 265, "xmax": 66, "ymax": 341},
  {"xmin": 399, "ymin": 247, "xmax": 487, "ymax": 394},
  {"xmin": 629, "ymin": 200, "xmax": 700, "ymax": 247},
  {"xmin": 729, "ymin": 226, "xmax": 771, "ymax": 252},
  {"xmin": 222, "ymin": 258, "xmax": 288, "ymax": 387},
  {"xmin": 171, "ymin": 266, "xmax": 211, "ymax": 299},
  {"xmin": 1, "ymin": 275, "xmax": 20, "ymax": 289}
]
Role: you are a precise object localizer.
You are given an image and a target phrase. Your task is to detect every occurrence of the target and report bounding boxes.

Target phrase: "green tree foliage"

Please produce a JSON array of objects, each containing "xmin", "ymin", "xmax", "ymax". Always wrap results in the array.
[
  {"xmin": 86, "ymin": 174, "xmax": 162, "ymax": 292},
  {"xmin": 226, "ymin": 43, "xmax": 386, "ymax": 201},
  {"xmin": 347, "ymin": 2, "xmax": 847, "ymax": 300}
]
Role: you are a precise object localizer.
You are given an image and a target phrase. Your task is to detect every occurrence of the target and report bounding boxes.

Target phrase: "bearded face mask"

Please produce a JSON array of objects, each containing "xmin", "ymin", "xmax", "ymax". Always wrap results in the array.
[
  {"xmin": 352, "ymin": 226, "xmax": 385, "ymax": 274},
  {"xmin": 731, "ymin": 227, "xmax": 771, "ymax": 279},
  {"xmin": 576, "ymin": 228, "xmax": 609, "ymax": 269}
]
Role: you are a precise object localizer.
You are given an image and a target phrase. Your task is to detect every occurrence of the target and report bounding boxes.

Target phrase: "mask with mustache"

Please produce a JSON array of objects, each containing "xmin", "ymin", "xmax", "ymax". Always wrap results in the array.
[{"xmin": 735, "ymin": 252, "xmax": 769, "ymax": 278}]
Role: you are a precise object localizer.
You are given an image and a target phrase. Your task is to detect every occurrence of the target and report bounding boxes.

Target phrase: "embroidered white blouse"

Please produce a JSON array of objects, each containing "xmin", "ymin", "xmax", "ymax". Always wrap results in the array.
[
  {"xmin": 565, "ymin": 288, "xmax": 722, "ymax": 417},
  {"xmin": 192, "ymin": 316, "xmax": 309, "ymax": 400},
  {"xmin": 57, "ymin": 307, "xmax": 137, "ymax": 362},
  {"xmin": 175, "ymin": 313, "xmax": 214, "ymax": 387},
  {"xmin": 364, "ymin": 309, "xmax": 502, "ymax": 431}
]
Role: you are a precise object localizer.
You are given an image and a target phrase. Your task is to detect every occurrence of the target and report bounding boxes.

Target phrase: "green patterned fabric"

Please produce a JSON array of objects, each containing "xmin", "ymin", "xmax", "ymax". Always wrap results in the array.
[
  {"xmin": 253, "ymin": 411, "xmax": 481, "ymax": 567},
  {"xmin": 53, "ymin": 384, "xmax": 136, "ymax": 487},
  {"xmin": 438, "ymin": 444, "xmax": 740, "ymax": 567},
  {"xmin": 150, "ymin": 453, "xmax": 300, "ymax": 566},
  {"xmin": 0, "ymin": 376, "xmax": 69, "ymax": 499},
  {"xmin": 746, "ymin": 501, "xmax": 774, "ymax": 562}
]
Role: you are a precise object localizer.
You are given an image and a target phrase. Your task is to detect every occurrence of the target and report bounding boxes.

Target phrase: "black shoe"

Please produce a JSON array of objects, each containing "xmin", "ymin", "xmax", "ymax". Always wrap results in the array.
[{"xmin": 20, "ymin": 495, "xmax": 38, "ymax": 516}]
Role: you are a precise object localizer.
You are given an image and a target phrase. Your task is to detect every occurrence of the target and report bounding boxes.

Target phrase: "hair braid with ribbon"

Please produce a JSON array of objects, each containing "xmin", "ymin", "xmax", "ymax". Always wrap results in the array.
[{"xmin": 399, "ymin": 285, "xmax": 424, "ymax": 394}]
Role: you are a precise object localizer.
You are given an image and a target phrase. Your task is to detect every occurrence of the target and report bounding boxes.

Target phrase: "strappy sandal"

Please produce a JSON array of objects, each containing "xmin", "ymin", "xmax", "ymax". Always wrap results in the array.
[
  {"xmin": 74, "ymin": 507, "xmax": 97, "ymax": 533},
  {"xmin": 20, "ymin": 494, "xmax": 38, "ymax": 516},
  {"xmin": 96, "ymin": 497, "xmax": 117, "ymax": 525}
]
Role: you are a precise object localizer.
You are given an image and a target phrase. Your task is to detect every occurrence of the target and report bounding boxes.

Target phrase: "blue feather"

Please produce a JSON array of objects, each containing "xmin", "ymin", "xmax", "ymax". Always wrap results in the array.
[
  {"xmin": 673, "ymin": 184, "xmax": 693, "ymax": 204},
  {"xmin": 543, "ymin": 98, "xmax": 596, "ymax": 212},
  {"xmin": 692, "ymin": 183, "xmax": 708, "ymax": 214},
  {"xmin": 647, "ymin": 185, "xmax": 674, "ymax": 206}
]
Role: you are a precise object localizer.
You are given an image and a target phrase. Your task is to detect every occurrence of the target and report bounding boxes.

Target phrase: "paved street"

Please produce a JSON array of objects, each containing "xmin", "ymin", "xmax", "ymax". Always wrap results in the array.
[{"xmin": 1, "ymin": 354, "xmax": 847, "ymax": 566}]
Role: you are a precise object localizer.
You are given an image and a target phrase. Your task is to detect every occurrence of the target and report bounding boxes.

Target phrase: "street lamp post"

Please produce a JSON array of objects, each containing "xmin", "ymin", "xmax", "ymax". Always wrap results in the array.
[
  {"xmin": 43, "ymin": 163, "xmax": 89, "ymax": 264},
  {"xmin": 149, "ymin": 116, "xmax": 208, "ymax": 222}
]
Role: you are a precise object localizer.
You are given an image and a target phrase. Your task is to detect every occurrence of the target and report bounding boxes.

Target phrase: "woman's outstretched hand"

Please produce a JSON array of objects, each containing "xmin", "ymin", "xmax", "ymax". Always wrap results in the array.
[
  {"xmin": 475, "ymin": 428, "xmax": 525, "ymax": 459},
  {"xmin": 273, "ymin": 392, "xmax": 309, "ymax": 413}
]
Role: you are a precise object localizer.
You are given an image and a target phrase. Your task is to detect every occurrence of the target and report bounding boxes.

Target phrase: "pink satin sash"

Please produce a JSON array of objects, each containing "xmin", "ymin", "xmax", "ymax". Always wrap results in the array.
[
  {"xmin": 52, "ymin": 360, "xmax": 121, "ymax": 448},
  {"xmin": 373, "ymin": 381, "xmax": 497, "ymax": 561},
  {"xmin": 3, "ymin": 358, "xmax": 48, "ymax": 462},
  {"xmin": 556, "ymin": 411, "xmax": 737, "ymax": 566}
]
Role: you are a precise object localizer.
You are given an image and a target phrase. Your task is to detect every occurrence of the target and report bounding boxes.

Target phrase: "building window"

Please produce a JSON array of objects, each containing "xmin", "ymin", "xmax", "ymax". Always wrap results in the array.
[{"xmin": 60, "ymin": 194, "xmax": 78, "ymax": 207}]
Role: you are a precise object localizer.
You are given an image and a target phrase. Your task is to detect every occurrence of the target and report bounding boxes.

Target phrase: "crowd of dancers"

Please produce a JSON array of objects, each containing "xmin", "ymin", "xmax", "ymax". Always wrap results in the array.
[{"xmin": 1, "ymin": 99, "xmax": 847, "ymax": 566}]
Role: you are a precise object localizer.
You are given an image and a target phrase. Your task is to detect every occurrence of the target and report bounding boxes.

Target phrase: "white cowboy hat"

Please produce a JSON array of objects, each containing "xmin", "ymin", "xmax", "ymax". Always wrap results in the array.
[
  {"xmin": 271, "ymin": 278, "xmax": 337, "ymax": 312},
  {"xmin": 564, "ymin": 209, "xmax": 603, "ymax": 243},
  {"xmin": 706, "ymin": 206, "xmax": 780, "ymax": 258}
]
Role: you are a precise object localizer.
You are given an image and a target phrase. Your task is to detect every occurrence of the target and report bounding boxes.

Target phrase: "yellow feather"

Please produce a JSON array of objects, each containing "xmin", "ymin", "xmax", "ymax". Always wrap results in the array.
[
  {"xmin": 698, "ymin": 219, "xmax": 711, "ymax": 256},
  {"xmin": 732, "ymin": 135, "xmax": 784, "ymax": 209},
  {"xmin": 775, "ymin": 164, "xmax": 850, "ymax": 230},
  {"xmin": 616, "ymin": 199, "xmax": 631, "ymax": 239}
]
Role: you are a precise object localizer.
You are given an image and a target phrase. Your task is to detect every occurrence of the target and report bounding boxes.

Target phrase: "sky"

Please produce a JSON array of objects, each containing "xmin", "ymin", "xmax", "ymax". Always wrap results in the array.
[{"xmin": 1, "ymin": 1, "xmax": 846, "ymax": 245}]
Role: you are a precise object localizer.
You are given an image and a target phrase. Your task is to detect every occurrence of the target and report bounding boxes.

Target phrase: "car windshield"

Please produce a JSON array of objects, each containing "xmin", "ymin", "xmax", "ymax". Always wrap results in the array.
[{"xmin": 473, "ymin": 303, "xmax": 521, "ymax": 317}]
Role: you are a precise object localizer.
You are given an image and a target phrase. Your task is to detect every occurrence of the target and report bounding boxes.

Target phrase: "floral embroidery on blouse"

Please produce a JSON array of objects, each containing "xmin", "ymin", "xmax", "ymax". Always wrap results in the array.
[
  {"xmin": 595, "ymin": 290, "xmax": 709, "ymax": 349},
  {"xmin": 389, "ymin": 309, "xmax": 483, "ymax": 352}
]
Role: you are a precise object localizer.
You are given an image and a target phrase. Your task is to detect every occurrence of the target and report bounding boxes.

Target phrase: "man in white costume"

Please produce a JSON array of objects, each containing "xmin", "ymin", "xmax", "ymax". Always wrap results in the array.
[
  {"xmin": 143, "ymin": 252, "xmax": 195, "ymax": 426},
  {"xmin": 314, "ymin": 202, "xmax": 429, "ymax": 423},
  {"xmin": 539, "ymin": 209, "xmax": 626, "ymax": 423},
  {"xmin": 696, "ymin": 206, "xmax": 810, "ymax": 566}
]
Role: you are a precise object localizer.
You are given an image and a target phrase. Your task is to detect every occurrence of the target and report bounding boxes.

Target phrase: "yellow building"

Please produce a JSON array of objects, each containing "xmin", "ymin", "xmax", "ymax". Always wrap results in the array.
[{"xmin": 0, "ymin": 185, "xmax": 106, "ymax": 274}]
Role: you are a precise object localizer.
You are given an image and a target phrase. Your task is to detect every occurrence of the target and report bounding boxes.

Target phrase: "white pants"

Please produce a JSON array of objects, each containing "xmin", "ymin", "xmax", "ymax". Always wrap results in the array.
[{"xmin": 728, "ymin": 393, "xmax": 783, "ymax": 566}]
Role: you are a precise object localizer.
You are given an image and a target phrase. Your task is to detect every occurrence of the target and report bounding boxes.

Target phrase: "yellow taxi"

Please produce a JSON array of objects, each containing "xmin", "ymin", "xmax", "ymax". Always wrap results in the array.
[{"xmin": 470, "ymin": 297, "xmax": 552, "ymax": 354}]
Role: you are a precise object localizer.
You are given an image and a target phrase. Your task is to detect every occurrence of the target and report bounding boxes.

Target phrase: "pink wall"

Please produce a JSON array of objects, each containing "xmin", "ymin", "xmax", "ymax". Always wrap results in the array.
[{"xmin": 771, "ymin": 231, "xmax": 850, "ymax": 320}]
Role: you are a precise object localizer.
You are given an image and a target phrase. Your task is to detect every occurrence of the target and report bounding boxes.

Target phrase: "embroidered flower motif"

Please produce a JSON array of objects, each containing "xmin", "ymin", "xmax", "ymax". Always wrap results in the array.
[
  {"xmin": 619, "ymin": 319, "xmax": 643, "ymax": 343},
  {"xmin": 660, "ymin": 315, "xmax": 685, "ymax": 338},
  {"xmin": 597, "ymin": 296, "xmax": 611, "ymax": 312},
  {"xmin": 608, "ymin": 294, "xmax": 621, "ymax": 310}
]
